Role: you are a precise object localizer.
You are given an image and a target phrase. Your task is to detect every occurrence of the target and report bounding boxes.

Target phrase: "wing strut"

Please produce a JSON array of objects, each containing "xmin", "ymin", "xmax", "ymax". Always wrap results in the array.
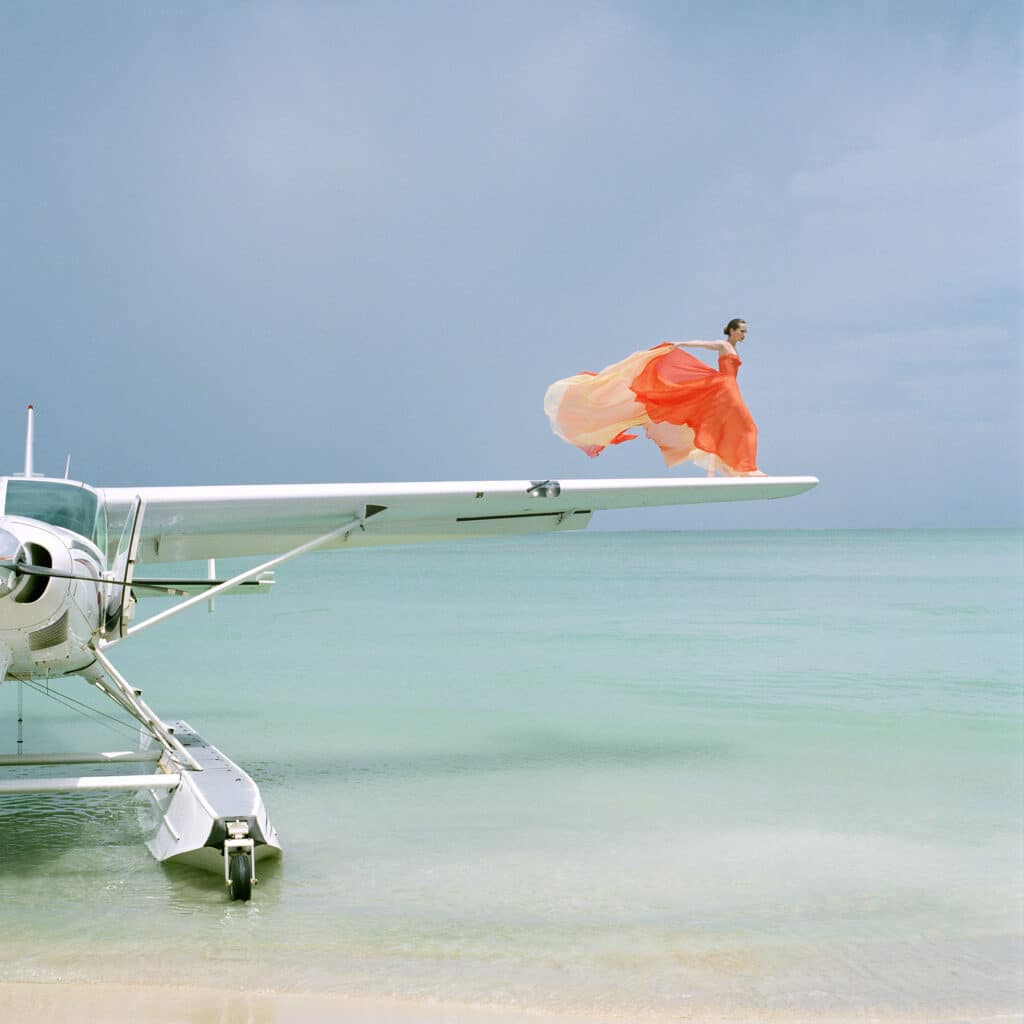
[
  {"xmin": 102, "ymin": 507, "xmax": 383, "ymax": 646},
  {"xmin": 86, "ymin": 649, "xmax": 203, "ymax": 772}
]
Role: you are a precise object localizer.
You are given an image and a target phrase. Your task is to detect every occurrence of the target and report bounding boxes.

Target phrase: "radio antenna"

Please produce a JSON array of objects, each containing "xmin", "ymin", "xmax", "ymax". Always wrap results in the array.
[{"xmin": 23, "ymin": 405, "xmax": 34, "ymax": 478}]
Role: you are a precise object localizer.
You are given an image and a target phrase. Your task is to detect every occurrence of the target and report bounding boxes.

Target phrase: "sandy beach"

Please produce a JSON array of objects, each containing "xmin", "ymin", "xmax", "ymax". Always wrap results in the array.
[
  {"xmin": 0, "ymin": 983, "xmax": 669, "ymax": 1023},
  {"xmin": 0, "ymin": 983, "xmax": 600, "ymax": 1024},
  {"xmin": 2, "ymin": 983, "xmax": 1020, "ymax": 1024}
]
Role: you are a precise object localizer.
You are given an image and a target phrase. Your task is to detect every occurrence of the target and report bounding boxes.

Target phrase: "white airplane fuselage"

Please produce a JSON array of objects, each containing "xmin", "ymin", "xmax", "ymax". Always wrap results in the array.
[
  {"xmin": 0, "ymin": 478, "xmax": 283, "ymax": 896},
  {"xmin": 0, "ymin": 513, "xmax": 107, "ymax": 680}
]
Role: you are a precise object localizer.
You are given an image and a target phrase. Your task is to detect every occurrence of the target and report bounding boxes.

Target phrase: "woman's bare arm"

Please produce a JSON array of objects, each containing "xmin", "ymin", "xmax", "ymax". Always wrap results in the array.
[{"xmin": 675, "ymin": 339, "xmax": 736, "ymax": 355}]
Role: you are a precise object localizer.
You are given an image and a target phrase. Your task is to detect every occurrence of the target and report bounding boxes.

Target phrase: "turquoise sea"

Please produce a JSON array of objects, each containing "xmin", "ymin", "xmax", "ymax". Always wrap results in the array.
[{"xmin": 0, "ymin": 529, "xmax": 1021, "ymax": 1018}]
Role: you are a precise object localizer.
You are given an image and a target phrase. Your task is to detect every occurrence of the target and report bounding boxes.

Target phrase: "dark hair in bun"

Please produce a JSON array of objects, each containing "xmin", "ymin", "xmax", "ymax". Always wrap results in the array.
[{"xmin": 723, "ymin": 318, "xmax": 746, "ymax": 336}]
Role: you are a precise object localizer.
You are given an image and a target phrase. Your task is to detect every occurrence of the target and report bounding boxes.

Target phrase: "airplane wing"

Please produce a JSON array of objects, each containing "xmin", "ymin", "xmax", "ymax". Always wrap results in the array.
[{"xmin": 98, "ymin": 476, "xmax": 818, "ymax": 563}]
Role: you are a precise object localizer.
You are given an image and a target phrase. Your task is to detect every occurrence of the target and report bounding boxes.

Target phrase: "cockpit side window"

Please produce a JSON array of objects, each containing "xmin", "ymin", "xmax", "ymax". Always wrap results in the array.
[
  {"xmin": 3, "ymin": 480, "xmax": 100, "ymax": 539},
  {"xmin": 93, "ymin": 500, "xmax": 107, "ymax": 555}
]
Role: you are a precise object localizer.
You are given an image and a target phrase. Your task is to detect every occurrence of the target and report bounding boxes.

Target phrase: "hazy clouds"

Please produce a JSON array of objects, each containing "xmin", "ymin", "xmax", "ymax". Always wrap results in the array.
[{"xmin": 2, "ymin": 2, "xmax": 1020, "ymax": 528}]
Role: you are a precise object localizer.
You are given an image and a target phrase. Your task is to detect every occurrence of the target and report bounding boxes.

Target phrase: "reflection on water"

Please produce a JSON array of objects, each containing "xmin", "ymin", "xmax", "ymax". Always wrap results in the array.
[
  {"xmin": 160, "ymin": 856, "xmax": 286, "ymax": 915},
  {"xmin": 0, "ymin": 790, "xmax": 145, "ymax": 867}
]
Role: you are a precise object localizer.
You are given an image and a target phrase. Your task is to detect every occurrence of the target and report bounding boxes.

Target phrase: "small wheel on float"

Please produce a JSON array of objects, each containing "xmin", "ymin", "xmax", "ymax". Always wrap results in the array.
[{"xmin": 228, "ymin": 852, "xmax": 252, "ymax": 901}]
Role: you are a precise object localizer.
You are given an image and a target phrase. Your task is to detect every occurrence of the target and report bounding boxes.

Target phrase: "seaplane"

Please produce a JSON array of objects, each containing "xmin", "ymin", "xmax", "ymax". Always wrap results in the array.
[{"xmin": 0, "ymin": 406, "xmax": 817, "ymax": 900}]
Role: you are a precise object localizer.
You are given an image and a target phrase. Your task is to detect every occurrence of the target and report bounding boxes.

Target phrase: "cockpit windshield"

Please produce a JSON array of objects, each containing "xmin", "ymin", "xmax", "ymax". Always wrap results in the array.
[{"xmin": 3, "ymin": 480, "xmax": 101, "ymax": 541}]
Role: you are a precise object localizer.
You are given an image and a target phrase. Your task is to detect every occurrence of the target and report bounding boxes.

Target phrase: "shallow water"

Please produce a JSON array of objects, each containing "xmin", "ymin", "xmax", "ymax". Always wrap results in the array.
[{"xmin": 0, "ymin": 530, "xmax": 1021, "ymax": 1016}]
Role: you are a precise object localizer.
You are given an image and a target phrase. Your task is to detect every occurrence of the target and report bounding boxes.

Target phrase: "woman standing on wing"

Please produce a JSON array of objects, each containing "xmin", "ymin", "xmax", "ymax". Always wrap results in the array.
[{"xmin": 544, "ymin": 319, "xmax": 761, "ymax": 476}]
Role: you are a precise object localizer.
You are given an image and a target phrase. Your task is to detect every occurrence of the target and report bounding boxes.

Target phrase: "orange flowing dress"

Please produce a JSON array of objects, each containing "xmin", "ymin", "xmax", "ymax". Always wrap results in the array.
[{"xmin": 544, "ymin": 343, "xmax": 759, "ymax": 475}]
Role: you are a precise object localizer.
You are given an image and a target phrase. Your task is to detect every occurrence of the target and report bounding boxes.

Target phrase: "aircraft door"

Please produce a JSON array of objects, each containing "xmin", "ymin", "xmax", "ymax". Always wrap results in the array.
[{"xmin": 104, "ymin": 495, "xmax": 146, "ymax": 639}]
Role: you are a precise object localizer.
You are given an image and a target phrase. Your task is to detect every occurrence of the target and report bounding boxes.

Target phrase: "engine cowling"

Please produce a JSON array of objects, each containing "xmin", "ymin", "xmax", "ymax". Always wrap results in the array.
[{"xmin": 0, "ymin": 517, "xmax": 104, "ymax": 679}]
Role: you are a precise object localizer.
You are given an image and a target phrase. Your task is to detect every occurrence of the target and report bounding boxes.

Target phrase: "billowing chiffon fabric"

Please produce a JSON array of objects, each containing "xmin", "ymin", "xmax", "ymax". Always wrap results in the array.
[{"xmin": 544, "ymin": 343, "xmax": 759, "ymax": 474}]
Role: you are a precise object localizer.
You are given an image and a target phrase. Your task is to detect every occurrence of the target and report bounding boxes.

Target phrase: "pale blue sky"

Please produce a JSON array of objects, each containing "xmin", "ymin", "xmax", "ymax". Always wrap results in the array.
[{"xmin": 1, "ymin": 1, "xmax": 1020, "ymax": 529}]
